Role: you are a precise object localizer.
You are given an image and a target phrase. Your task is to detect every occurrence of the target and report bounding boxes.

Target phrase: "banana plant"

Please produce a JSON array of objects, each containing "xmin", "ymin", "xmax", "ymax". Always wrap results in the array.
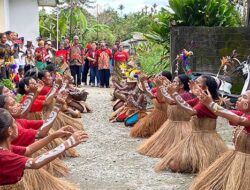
[{"xmin": 169, "ymin": 0, "xmax": 241, "ymax": 26}]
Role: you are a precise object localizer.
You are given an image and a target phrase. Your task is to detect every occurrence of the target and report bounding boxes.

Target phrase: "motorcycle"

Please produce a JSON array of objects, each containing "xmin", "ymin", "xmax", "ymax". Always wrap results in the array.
[{"xmin": 192, "ymin": 51, "xmax": 250, "ymax": 107}]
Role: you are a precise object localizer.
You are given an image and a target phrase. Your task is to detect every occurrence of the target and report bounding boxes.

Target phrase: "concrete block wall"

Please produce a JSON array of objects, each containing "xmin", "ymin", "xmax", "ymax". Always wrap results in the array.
[{"xmin": 170, "ymin": 27, "xmax": 250, "ymax": 73}]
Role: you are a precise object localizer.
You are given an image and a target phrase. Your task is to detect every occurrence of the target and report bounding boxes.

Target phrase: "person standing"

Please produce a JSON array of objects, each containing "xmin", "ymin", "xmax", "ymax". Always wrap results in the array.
[
  {"xmin": 35, "ymin": 40, "xmax": 48, "ymax": 70},
  {"xmin": 45, "ymin": 40, "xmax": 56, "ymax": 66},
  {"xmin": 68, "ymin": 35, "xmax": 83, "ymax": 87},
  {"xmin": 87, "ymin": 42, "xmax": 99, "ymax": 87},
  {"xmin": 81, "ymin": 43, "xmax": 91, "ymax": 85},
  {"xmin": 96, "ymin": 42, "xmax": 112, "ymax": 88},
  {"xmin": 0, "ymin": 33, "xmax": 17, "ymax": 79},
  {"xmin": 113, "ymin": 45, "xmax": 129, "ymax": 80}
]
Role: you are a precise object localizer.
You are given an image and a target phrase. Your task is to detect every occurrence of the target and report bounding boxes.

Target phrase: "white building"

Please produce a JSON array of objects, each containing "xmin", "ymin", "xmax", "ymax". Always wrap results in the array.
[{"xmin": 0, "ymin": 0, "xmax": 57, "ymax": 44}]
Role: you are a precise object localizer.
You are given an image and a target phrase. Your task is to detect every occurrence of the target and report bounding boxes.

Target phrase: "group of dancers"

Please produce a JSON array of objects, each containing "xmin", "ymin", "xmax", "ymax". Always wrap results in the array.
[
  {"xmin": 111, "ymin": 63, "xmax": 250, "ymax": 190},
  {"xmin": 0, "ymin": 66, "xmax": 90, "ymax": 190}
]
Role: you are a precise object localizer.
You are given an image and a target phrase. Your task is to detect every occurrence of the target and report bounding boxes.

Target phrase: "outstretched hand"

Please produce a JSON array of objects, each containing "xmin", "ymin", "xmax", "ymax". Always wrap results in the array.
[
  {"xmin": 167, "ymin": 83, "xmax": 178, "ymax": 95},
  {"xmin": 65, "ymin": 131, "xmax": 88, "ymax": 149},
  {"xmin": 53, "ymin": 125, "xmax": 75, "ymax": 138},
  {"xmin": 198, "ymin": 90, "xmax": 213, "ymax": 106}
]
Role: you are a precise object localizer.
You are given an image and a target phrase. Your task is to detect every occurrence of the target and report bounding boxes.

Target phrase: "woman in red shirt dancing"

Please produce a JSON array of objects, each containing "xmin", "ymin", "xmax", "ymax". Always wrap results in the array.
[
  {"xmin": 190, "ymin": 89, "xmax": 250, "ymax": 190},
  {"xmin": 0, "ymin": 108, "xmax": 88, "ymax": 190},
  {"xmin": 155, "ymin": 75, "xmax": 228, "ymax": 173}
]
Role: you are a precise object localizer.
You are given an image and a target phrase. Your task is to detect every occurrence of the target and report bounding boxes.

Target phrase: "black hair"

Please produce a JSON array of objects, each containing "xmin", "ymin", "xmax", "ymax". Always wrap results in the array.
[
  {"xmin": 0, "ymin": 85, "xmax": 3, "ymax": 95},
  {"xmin": 161, "ymin": 71, "xmax": 172, "ymax": 82},
  {"xmin": 18, "ymin": 68, "xmax": 24, "ymax": 73},
  {"xmin": 0, "ymin": 33, "xmax": 6, "ymax": 39},
  {"xmin": 46, "ymin": 64, "xmax": 57, "ymax": 73},
  {"xmin": 178, "ymin": 74, "xmax": 190, "ymax": 92},
  {"xmin": 5, "ymin": 31, "xmax": 12, "ymax": 35},
  {"xmin": 38, "ymin": 70, "xmax": 48, "ymax": 80},
  {"xmin": 202, "ymin": 75, "xmax": 219, "ymax": 100},
  {"xmin": 0, "ymin": 108, "xmax": 13, "ymax": 142},
  {"xmin": 24, "ymin": 68, "xmax": 39, "ymax": 80},
  {"xmin": 0, "ymin": 95, "xmax": 6, "ymax": 108},
  {"xmin": 18, "ymin": 77, "xmax": 31, "ymax": 95}
]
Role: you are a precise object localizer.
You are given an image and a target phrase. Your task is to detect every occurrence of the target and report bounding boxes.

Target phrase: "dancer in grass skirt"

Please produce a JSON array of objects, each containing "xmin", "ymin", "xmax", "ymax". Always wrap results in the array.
[
  {"xmin": 138, "ymin": 74, "xmax": 194, "ymax": 157},
  {"xmin": 189, "ymin": 90, "xmax": 250, "ymax": 190},
  {"xmin": 130, "ymin": 71, "xmax": 172, "ymax": 138},
  {"xmin": 155, "ymin": 75, "xmax": 228, "ymax": 173}
]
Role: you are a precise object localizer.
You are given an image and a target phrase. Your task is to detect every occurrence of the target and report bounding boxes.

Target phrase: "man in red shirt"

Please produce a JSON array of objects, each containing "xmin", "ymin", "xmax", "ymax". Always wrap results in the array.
[
  {"xmin": 68, "ymin": 36, "xmax": 83, "ymax": 87},
  {"xmin": 96, "ymin": 42, "xmax": 112, "ymax": 88}
]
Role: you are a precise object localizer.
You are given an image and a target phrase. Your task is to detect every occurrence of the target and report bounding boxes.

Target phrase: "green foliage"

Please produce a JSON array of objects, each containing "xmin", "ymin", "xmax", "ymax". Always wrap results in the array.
[
  {"xmin": 136, "ymin": 43, "xmax": 170, "ymax": 75},
  {"xmin": 0, "ymin": 79, "xmax": 15, "ymax": 90},
  {"xmin": 39, "ymin": 6, "xmax": 88, "ymax": 41},
  {"xmin": 15, "ymin": 94, "xmax": 23, "ymax": 103},
  {"xmin": 169, "ymin": 0, "xmax": 241, "ymax": 26}
]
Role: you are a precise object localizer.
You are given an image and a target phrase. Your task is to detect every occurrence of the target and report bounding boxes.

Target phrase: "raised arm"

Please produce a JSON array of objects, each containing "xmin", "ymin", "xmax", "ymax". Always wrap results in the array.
[
  {"xmin": 199, "ymin": 91, "xmax": 250, "ymax": 126},
  {"xmin": 25, "ymin": 131, "xmax": 88, "ymax": 169},
  {"xmin": 36, "ymin": 94, "xmax": 66, "ymax": 138},
  {"xmin": 139, "ymin": 75, "xmax": 155, "ymax": 99},
  {"xmin": 168, "ymin": 83, "xmax": 197, "ymax": 115},
  {"xmin": 25, "ymin": 126, "xmax": 74, "ymax": 156},
  {"xmin": 155, "ymin": 77, "xmax": 175, "ymax": 104},
  {"xmin": 20, "ymin": 84, "xmax": 38, "ymax": 117}
]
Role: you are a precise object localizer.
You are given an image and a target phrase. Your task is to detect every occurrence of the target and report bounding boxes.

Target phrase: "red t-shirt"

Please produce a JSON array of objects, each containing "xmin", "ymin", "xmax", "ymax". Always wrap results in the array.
[
  {"xmin": 0, "ymin": 147, "xmax": 28, "ymax": 185},
  {"xmin": 39, "ymin": 86, "xmax": 51, "ymax": 96},
  {"xmin": 230, "ymin": 110, "xmax": 250, "ymax": 133},
  {"xmin": 187, "ymin": 98, "xmax": 217, "ymax": 119},
  {"xmin": 35, "ymin": 47, "xmax": 48, "ymax": 62},
  {"xmin": 55, "ymin": 49, "xmax": 68, "ymax": 62},
  {"xmin": 11, "ymin": 120, "xmax": 39, "ymax": 147},
  {"xmin": 21, "ymin": 95, "xmax": 45, "ymax": 113},
  {"xmin": 87, "ymin": 49, "xmax": 98, "ymax": 67},
  {"xmin": 16, "ymin": 119, "xmax": 43, "ymax": 130},
  {"xmin": 114, "ymin": 51, "xmax": 129, "ymax": 63},
  {"xmin": 13, "ymin": 74, "xmax": 20, "ymax": 83}
]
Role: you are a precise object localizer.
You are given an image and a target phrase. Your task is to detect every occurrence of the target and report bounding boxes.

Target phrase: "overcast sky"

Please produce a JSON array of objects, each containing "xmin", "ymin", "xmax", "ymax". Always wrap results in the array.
[{"xmin": 89, "ymin": 0, "xmax": 168, "ymax": 15}]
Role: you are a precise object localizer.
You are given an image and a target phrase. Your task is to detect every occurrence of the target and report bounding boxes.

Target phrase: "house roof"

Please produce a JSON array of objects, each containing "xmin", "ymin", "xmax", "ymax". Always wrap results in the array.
[{"xmin": 38, "ymin": 0, "xmax": 62, "ymax": 7}]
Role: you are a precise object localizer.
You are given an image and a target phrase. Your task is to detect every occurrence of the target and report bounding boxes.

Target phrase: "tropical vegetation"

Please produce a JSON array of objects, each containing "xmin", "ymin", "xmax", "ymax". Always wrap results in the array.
[{"xmin": 39, "ymin": 0, "xmax": 243, "ymax": 74}]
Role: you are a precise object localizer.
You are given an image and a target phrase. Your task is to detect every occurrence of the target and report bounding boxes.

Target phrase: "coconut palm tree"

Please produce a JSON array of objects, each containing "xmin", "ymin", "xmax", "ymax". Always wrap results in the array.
[{"xmin": 118, "ymin": 4, "xmax": 125, "ymax": 17}]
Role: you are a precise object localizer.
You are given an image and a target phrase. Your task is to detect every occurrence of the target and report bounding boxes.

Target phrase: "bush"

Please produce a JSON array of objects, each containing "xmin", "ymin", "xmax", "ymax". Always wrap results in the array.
[
  {"xmin": 169, "ymin": 0, "xmax": 241, "ymax": 26},
  {"xmin": 137, "ymin": 43, "xmax": 170, "ymax": 75}
]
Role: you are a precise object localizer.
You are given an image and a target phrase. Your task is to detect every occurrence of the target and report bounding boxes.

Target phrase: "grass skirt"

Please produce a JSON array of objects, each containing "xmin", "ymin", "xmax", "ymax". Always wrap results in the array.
[
  {"xmin": 155, "ymin": 116, "xmax": 228, "ymax": 173},
  {"xmin": 0, "ymin": 179, "xmax": 27, "ymax": 190},
  {"xmin": 26, "ymin": 112, "xmax": 43, "ymax": 120},
  {"xmin": 138, "ymin": 105, "xmax": 192, "ymax": 157},
  {"xmin": 22, "ymin": 168, "xmax": 79, "ymax": 190},
  {"xmin": 130, "ymin": 99, "xmax": 168, "ymax": 138},
  {"xmin": 53, "ymin": 112, "xmax": 84, "ymax": 131},
  {"xmin": 189, "ymin": 128, "xmax": 250, "ymax": 190}
]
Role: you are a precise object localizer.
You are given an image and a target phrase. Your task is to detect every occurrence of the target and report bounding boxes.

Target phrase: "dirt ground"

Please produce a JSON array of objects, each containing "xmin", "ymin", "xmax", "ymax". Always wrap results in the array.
[{"xmin": 65, "ymin": 86, "xmax": 234, "ymax": 190}]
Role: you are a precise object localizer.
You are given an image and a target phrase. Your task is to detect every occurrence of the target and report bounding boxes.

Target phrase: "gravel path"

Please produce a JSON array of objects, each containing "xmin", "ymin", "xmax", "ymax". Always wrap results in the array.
[{"xmin": 65, "ymin": 86, "xmax": 233, "ymax": 190}]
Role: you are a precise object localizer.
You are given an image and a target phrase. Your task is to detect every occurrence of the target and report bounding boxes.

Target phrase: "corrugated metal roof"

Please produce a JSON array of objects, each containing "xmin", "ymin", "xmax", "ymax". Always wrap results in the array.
[{"xmin": 37, "ymin": 0, "xmax": 59, "ymax": 7}]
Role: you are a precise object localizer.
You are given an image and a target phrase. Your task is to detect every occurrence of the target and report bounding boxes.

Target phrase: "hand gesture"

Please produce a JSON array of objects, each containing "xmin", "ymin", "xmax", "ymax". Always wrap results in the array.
[
  {"xmin": 56, "ymin": 94, "xmax": 66, "ymax": 105},
  {"xmin": 189, "ymin": 81, "xmax": 201, "ymax": 96},
  {"xmin": 53, "ymin": 125, "xmax": 74, "ymax": 138},
  {"xmin": 27, "ymin": 83, "xmax": 38, "ymax": 94},
  {"xmin": 55, "ymin": 74, "xmax": 63, "ymax": 86},
  {"xmin": 167, "ymin": 83, "xmax": 178, "ymax": 95},
  {"xmin": 65, "ymin": 131, "xmax": 88, "ymax": 149},
  {"xmin": 198, "ymin": 90, "xmax": 213, "ymax": 106},
  {"xmin": 154, "ymin": 78, "xmax": 163, "ymax": 86}
]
